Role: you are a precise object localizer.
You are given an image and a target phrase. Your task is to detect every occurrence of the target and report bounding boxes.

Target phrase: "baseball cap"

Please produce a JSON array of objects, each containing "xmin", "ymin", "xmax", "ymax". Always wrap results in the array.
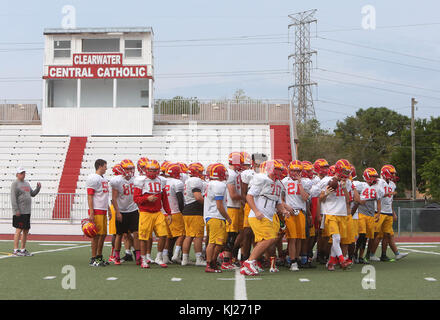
[{"xmin": 16, "ymin": 167, "xmax": 26, "ymax": 174}]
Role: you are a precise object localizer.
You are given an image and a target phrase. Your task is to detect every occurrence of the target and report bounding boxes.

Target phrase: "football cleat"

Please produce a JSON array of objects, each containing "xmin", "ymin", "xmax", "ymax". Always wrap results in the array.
[
  {"xmin": 368, "ymin": 255, "xmax": 380, "ymax": 262},
  {"xmin": 270, "ymin": 266, "xmax": 279, "ymax": 273},
  {"xmin": 114, "ymin": 258, "xmax": 121, "ymax": 266},
  {"xmin": 195, "ymin": 257, "xmax": 207, "ymax": 266},
  {"xmin": 340, "ymin": 259, "xmax": 352, "ymax": 270},
  {"xmin": 326, "ymin": 262, "xmax": 335, "ymax": 271},
  {"xmin": 141, "ymin": 260, "xmax": 150, "ymax": 269},
  {"xmin": 255, "ymin": 261, "xmax": 265, "ymax": 273},
  {"xmin": 395, "ymin": 252, "xmax": 409, "ymax": 260},
  {"xmin": 155, "ymin": 257, "xmax": 168, "ymax": 268},
  {"xmin": 221, "ymin": 262, "xmax": 236, "ymax": 270},
  {"xmin": 240, "ymin": 266, "xmax": 259, "ymax": 276},
  {"xmin": 108, "ymin": 255, "xmax": 116, "ymax": 263},
  {"xmin": 163, "ymin": 254, "xmax": 171, "ymax": 264},
  {"xmin": 121, "ymin": 254, "xmax": 133, "ymax": 262},
  {"xmin": 172, "ymin": 255, "xmax": 182, "ymax": 264},
  {"xmin": 20, "ymin": 249, "xmax": 33, "ymax": 257},
  {"xmin": 290, "ymin": 262, "xmax": 299, "ymax": 272},
  {"xmin": 242, "ymin": 260, "xmax": 260, "ymax": 274}
]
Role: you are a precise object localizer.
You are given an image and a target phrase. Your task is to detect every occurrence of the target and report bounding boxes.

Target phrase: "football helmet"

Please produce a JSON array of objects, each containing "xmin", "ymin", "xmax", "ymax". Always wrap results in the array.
[
  {"xmin": 334, "ymin": 159, "xmax": 352, "ymax": 179},
  {"xmin": 177, "ymin": 162, "xmax": 189, "ymax": 174},
  {"xmin": 328, "ymin": 165, "xmax": 336, "ymax": 177},
  {"xmin": 120, "ymin": 159, "xmax": 135, "ymax": 178},
  {"xmin": 301, "ymin": 161, "xmax": 314, "ymax": 179},
  {"xmin": 381, "ymin": 165, "xmax": 399, "ymax": 182},
  {"xmin": 112, "ymin": 163, "xmax": 124, "ymax": 176},
  {"xmin": 145, "ymin": 159, "xmax": 160, "ymax": 179},
  {"xmin": 241, "ymin": 151, "xmax": 252, "ymax": 167},
  {"xmin": 313, "ymin": 159, "xmax": 329, "ymax": 176},
  {"xmin": 137, "ymin": 157, "xmax": 149, "ymax": 175},
  {"xmin": 161, "ymin": 160, "xmax": 171, "ymax": 175},
  {"xmin": 188, "ymin": 162, "xmax": 205, "ymax": 178},
  {"xmin": 229, "ymin": 152, "xmax": 244, "ymax": 171},
  {"xmin": 166, "ymin": 163, "xmax": 182, "ymax": 179},
  {"xmin": 205, "ymin": 164, "xmax": 214, "ymax": 180},
  {"xmin": 350, "ymin": 164, "xmax": 357, "ymax": 180},
  {"xmin": 208, "ymin": 163, "xmax": 228, "ymax": 181},
  {"xmin": 363, "ymin": 167, "xmax": 379, "ymax": 185},
  {"xmin": 81, "ymin": 219, "xmax": 98, "ymax": 238},
  {"xmin": 288, "ymin": 160, "xmax": 303, "ymax": 179},
  {"xmin": 260, "ymin": 160, "xmax": 284, "ymax": 180}
]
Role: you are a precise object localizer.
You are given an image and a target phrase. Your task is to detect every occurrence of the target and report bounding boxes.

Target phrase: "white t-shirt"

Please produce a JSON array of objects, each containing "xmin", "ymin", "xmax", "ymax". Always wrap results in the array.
[
  {"xmin": 281, "ymin": 177, "xmax": 309, "ymax": 211},
  {"xmin": 247, "ymin": 173, "xmax": 282, "ymax": 221},
  {"xmin": 203, "ymin": 180, "xmax": 228, "ymax": 221},
  {"xmin": 318, "ymin": 176, "xmax": 352, "ymax": 216},
  {"xmin": 109, "ymin": 175, "xmax": 138, "ymax": 213},
  {"xmin": 226, "ymin": 168, "xmax": 242, "ymax": 208},
  {"xmin": 165, "ymin": 177, "xmax": 185, "ymax": 214},
  {"xmin": 184, "ymin": 176, "xmax": 204, "ymax": 205},
  {"xmin": 86, "ymin": 173, "xmax": 110, "ymax": 211},
  {"xmin": 378, "ymin": 178, "xmax": 396, "ymax": 214}
]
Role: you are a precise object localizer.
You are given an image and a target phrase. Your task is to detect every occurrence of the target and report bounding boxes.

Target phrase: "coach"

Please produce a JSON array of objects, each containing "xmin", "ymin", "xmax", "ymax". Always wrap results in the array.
[{"xmin": 10, "ymin": 167, "xmax": 41, "ymax": 256}]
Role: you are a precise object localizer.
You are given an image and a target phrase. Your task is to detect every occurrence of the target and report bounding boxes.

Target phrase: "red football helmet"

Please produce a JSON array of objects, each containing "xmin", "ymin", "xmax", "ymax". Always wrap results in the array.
[
  {"xmin": 229, "ymin": 152, "xmax": 244, "ymax": 171},
  {"xmin": 334, "ymin": 159, "xmax": 352, "ymax": 179},
  {"xmin": 177, "ymin": 162, "xmax": 189, "ymax": 174},
  {"xmin": 381, "ymin": 165, "xmax": 399, "ymax": 182},
  {"xmin": 81, "ymin": 219, "xmax": 98, "ymax": 238},
  {"xmin": 301, "ymin": 161, "xmax": 314, "ymax": 179},
  {"xmin": 328, "ymin": 165, "xmax": 336, "ymax": 177},
  {"xmin": 161, "ymin": 160, "xmax": 171, "ymax": 175},
  {"xmin": 166, "ymin": 163, "xmax": 182, "ymax": 179},
  {"xmin": 188, "ymin": 162, "xmax": 205, "ymax": 178},
  {"xmin": 313, "ymin": 159, "xmax": 329, "ymax": 176},
  {"xmin": 112, "ymin": 164, "xmax": 124, "ymax": 176},
  {"xmin": 137, "ymin": 157, "xmax": 149, "ymax": 175},
  {"xmin": 205, "ymin": 164, "xmax": 214, "ymax": 180},
  {"xmin": 120, "ymin": 159, "xmax": 135, "ymax": 178},
  {"xmin": 260, "ymin": 160, "xmax": 284, "ymax": 180},
  {"xmin": 288, "ymin": 160, "xmax": 303, "ymax": 179},
  {"xmin": 363, "ymin": 167, "xmax": 379, "ymax": 185},
  {"xmin": 145, "ymin": 159, "xmax": 160, "ymax": 179},
  {"xmin": 241, "ymin": 151, "xmax": 252, "ymax": 167},
  {"xmin": 350, "ymin": 164, "xmax": 357, "ymax": 180},
  {"xmin": 208, "ymin": 163, "xmax": 228, "ymax": 181}
]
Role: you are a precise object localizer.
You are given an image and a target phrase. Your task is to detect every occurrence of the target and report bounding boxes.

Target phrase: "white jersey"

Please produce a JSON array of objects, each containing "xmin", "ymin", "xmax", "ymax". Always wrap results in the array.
[
  {"xmin": 226, "ymin": 168, "xmax": 242, "ymax": 208},
  {"xmin": 351, "ymin": 180, "xmax": 364, "ymax": 219},
  {"xmin": 180, "ymin": 173, "xmax": 189, "ymax": 184},
  {"xmin": 318, "ymin": 176, "xmax": 352, "ymax": 216},
  {"xmin": 86, "ymin": 173, "xmax": 109, "ymax": 211},
  {"xmin": 281, "ymin": 177, "xmax": 309, "ymax": 211},
  {"xmin": 109, "ymin": 175, "xmax": 138, "ymax": 213},
  {"xmin": 165, "ymin": 177, "xmax": 185, "ymax": 214},
  {"xmin": 356, "ymin": 181, "xmax": 385, "ymax": 217},
  {"xmin": 184, "ymin": 176, "xmax": 204, "ymax": 205},
  {"xmin": 203, "ymin": 180, "xmax": 228, "ymax": 221},
  {"xmin": 247, "ymin": 173, "xmax": 282, "ymax": 221},
  {"xmin": 378, "ymin": 178, "xmax": 396, "ymax": 214},
  {"xmin": 241, "ymin": 169, "xmax": 255, "ymax": 185},
  {"xmin": 309, "ymin": 176, "xmax": 323, "ymax": 198},
  {"xmin": 133, "ymin": 175, "xmax": 166, "ymax": 195}
]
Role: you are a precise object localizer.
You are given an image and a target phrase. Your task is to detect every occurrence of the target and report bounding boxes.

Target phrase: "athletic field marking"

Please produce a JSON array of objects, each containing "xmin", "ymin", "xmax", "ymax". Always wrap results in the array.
[
  {"xmin": 399, "ymin": 245, "xmax": 437, "ymax": 248},
  {"xmin": 0, "ymin": 244, "xmax": 90, "ymax": 260},
  {"xmin": 0, "ymin": 252, "xmax": 13, "ymax": 256},
  {"xmin": 171, "ymin": 277, "xmax": 182, "ymax": 282},
  {"xmin": 299, "ymin": 278, "xmax": 310, "ymax": 282},
  {"xmin": 424, "ymin": 277, "xmax": 437, "ymax": 282},
  {"xmin": 234, "ymin": 268, "xmax": 247, "ymax": 300},
  {"xmin": 398, "ymin": 247, "xmax": 440, "ymax": 256},
  {"xmin": 218, "ymin": 278, "xmax": 262, "ymax": 281},
  {"xmin": 43, "ymin": 276, "xmax": 56, "ymax": 280},
  {"xmin": 106, "ymin": 277, "xmax": 118, "ymax": 281},
  {"xmin": 39, "ymin": 243, "xmax": 81, "ymax": 246}
]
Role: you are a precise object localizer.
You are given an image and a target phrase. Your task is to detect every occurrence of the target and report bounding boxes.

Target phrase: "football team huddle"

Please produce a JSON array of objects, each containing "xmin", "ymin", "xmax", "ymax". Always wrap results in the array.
[{"xmin": 83, "ymin": 152, "xmax": 407, "ymax": 275}]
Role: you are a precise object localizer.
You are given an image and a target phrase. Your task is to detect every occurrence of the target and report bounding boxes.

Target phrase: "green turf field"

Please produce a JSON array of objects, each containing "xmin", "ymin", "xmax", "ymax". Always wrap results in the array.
[{"xmin": 0, "ymin": 240, "xmax": 439, "ymax": 300}]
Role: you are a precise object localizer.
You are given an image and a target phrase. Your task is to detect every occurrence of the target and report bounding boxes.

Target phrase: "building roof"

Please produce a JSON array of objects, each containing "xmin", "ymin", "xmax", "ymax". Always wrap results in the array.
[{"xmin": 44, "ymin": 27, "xmax": 153, "ymax": 35}]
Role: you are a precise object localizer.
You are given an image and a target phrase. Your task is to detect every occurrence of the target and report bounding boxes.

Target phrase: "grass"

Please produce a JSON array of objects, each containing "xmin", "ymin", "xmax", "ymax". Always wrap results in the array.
[{"xmin": 0, "ymin": 240, "xmax": 439, "ymax": 300}]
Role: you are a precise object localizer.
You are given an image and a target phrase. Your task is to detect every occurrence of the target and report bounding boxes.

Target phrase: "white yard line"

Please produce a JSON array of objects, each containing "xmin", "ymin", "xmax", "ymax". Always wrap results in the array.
[
  {"xmin": 0, "ymin": 244, "xmax": 90, "ymax": 260},
  {"xmin": 234, "ymin": 268, "xmax": 248, "ymax": 300},
  {"xmin": 398, "ymin": 247, "xmax": 440, "ymax": 256}
]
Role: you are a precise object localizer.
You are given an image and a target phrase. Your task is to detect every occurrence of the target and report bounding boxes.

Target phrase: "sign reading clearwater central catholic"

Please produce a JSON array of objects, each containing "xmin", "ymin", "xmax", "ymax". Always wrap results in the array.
[{"xmin": 44, "ymin": 53, "xmax": 152, "ymax": 79}]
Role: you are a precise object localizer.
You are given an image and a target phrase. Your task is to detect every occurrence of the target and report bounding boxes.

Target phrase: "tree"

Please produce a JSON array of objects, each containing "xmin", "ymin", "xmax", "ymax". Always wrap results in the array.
[
  {"xmin": 334, "ymin": 107, "xmax": 410, "ymax": 175},
  {"xmin": 420, "ymin": 143, "xmax": 440, "ymax": 201}
]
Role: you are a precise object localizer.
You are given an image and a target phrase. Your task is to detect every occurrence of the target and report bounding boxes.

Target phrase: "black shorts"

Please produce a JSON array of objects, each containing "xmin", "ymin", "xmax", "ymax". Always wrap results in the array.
[
  {"xmin": 115, "ymin": 210, "xmax": 139, "ymax": 235},
  {"xmin": 13, "ymin": 214, "xmax": 31, "ymax": 230}
]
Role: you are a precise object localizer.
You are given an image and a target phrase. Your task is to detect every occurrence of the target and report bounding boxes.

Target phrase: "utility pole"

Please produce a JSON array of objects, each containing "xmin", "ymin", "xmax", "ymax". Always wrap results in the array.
[
  {"xmin": 411, "ymin": 97, "xmax": 417, "ymax": 200},
  {"xmin": 288, "ymin": 9, "xmax": 317, "ymax": 160}
]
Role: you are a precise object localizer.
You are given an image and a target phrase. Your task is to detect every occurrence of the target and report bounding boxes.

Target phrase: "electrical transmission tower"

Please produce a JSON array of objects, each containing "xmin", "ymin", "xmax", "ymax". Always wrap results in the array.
[{"xmin": 288, "ymin": 10, "xmax": 317, "ymax": 125}]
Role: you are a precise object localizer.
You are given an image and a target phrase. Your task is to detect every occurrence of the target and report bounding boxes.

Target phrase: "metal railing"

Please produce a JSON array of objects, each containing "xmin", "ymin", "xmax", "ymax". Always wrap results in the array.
[
  {"xmin": 154, "ymin": 98, "xmax": 291, "ymax": 124},
  {"xmin": 396, "ymin": 207, "xmax": 440, "ymax": 237},
  {"xmin": 0, "ymin": 193, "xmax": 88, "ymax": 222},
  {"xmin": 0, "ymin": 100, "xmax": 43, "ymax": 125}
]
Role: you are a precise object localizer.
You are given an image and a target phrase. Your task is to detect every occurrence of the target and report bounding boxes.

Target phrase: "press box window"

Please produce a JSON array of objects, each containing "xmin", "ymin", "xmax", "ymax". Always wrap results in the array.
[
  {"xmin": 82, "ymin": 38, "xmax": 120, "ymax": 52},
  {"xmin": 125, "ymin": 40, "xmax": 142, "ymax": 57},
  {"xmin": 54, "ymin": 40, "xmax": 71, "ymax": 58}
]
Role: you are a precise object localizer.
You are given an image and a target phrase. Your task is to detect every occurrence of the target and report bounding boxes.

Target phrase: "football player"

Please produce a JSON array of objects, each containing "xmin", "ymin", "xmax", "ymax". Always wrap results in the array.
[
  {"xmin": 204, "ymin": 163, "xmax": 232, "ymax": 273},
  {"xmin": 281, "ymin": 160, "xmax": 312, "ymax": 271},
  {"xmin": 318, "ymin": 159, "xmax": 353, "ymax": 271},
  {"xmin": 311, "ymin": 159, "xmax": 330, "ymax": 264},
  {"xmin": 109, "ymin": 159, "xmax": 139, "ymax": 265},
  {"xmin": 222, "ymin": 152, "xmax": 244, "ymax": 270},
  {"xmin": 86, "ymin": 159, "xmax": 111, "ymax": 267},
  {"xmin": 181, "ymin": 162, "xmax": 206, "ymax": 266},
  {"xmin": 108, "ymin": 164, "xmax": 123, "ymax": 264},
  {"xmin": 353, "ymin": 168, "xmax": 384, "ymax": 263},
  {"xmin": 240, "ymin": 160, "xmax": 290, "ymax": 276},
  {"xmin": 133, "ymin": 159, "xmax": 171, "ymax": 268},
  {"xmin": 371, "ymin": 165, "xmax": 408, "ymax": 261},
  {"xmin": 163, "ymin": 163, "xmax": 186, "ymax": 264}
]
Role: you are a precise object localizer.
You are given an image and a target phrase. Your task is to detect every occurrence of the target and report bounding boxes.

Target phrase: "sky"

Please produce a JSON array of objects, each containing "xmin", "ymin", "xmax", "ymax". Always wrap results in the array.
[{"xmin": 1, "ymin": 0, "xmax": 439, "ymax": 130}]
